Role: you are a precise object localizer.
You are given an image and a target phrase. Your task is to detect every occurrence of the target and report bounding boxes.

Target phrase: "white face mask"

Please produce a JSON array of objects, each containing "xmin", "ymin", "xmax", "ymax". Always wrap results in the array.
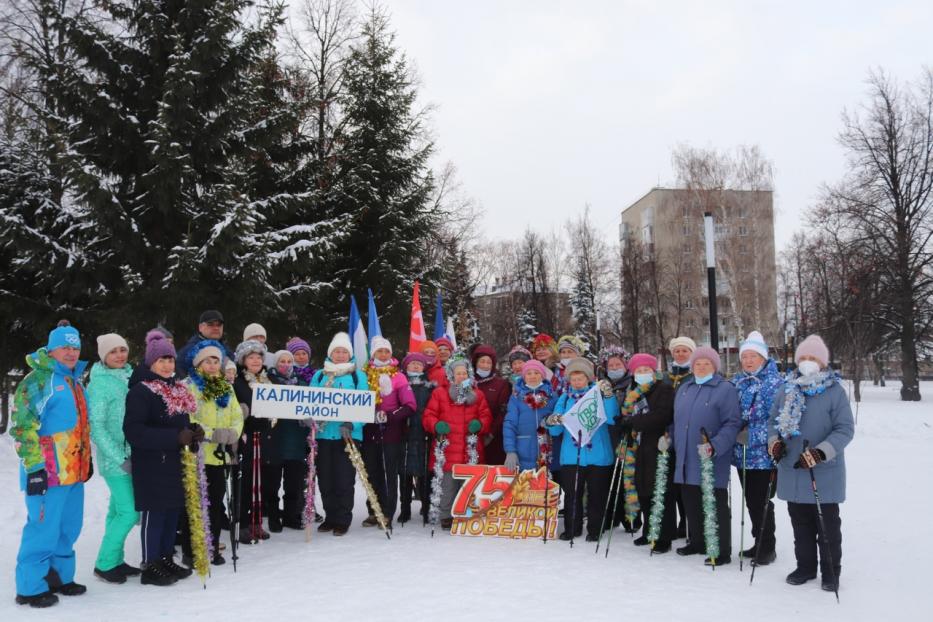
[
  {"xmin": 634, "ymin": 373, "xmax": 654, "ymax": 386},
  {"xmin": 798, "ymin": 360, "xmax": 821, "ymax": 377},
  {"xmin": 476, "ymin": 368, "xmax": 491, "ymax": 378},
  {"xmin": 526, "ymin": 381, "xmax": 542, "ymax": 390}
]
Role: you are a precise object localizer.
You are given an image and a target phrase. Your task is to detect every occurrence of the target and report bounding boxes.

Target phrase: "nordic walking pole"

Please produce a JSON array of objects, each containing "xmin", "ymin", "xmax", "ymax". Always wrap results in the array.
[
  {"xmin": 595, "ymin": 442, "xmax": 624, "ymax": 555},
  {"xmin": 802, "ymin": 440, "xmax": 840, "ymax": 603},
  {"xmin": 604, "ymin": 433, "xmax": 632, "ymax": 558},
  {"xmin": 568, "ymin": 430, "xmax": 584, "ymax": 548},
  {"xmin": 222, "ymin": 444, "xmax": 239, "ymax": 571},
  {"xmin": 541, "ymin": 423, "xmax": 553, "ymax": 545},
  {"xmin": 740, "ymin": 443, "xmax": 747, "ymax": 572},
  {"xmin": 749, "ymin": 467, "xmax": 777, "ymax": 585},
  {"xmin": 378, "ymin": 420, "xmax": 392, "ymax": 533}
]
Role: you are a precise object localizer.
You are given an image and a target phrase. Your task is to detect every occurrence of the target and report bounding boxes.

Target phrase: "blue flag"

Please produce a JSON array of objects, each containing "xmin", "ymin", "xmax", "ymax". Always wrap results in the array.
[
  {"xmin": 367, "ymin": 288, "xmax": 383, "ymax": 349},
  {"xmin": 348, "ymin": 295, "xmax": 368, "ymax": 371},
  {"xmin": 434, "ymin": 292, "xmax": 445, "ymax": 340}
]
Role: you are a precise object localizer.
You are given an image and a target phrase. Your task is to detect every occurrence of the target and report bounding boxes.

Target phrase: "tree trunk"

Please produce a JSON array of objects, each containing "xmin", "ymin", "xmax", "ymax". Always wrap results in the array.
[
  {"xmin": 0, "ymin": 375, "xmax": 9, "ymax": 434},
  {"xmin": 899, "ymin": 327, "xmax": 921, "ymax": 400}
]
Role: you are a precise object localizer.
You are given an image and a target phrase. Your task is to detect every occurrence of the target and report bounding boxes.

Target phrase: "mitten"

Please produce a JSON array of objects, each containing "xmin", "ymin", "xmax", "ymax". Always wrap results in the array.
[
  {"xmin": 697, "ymin": 442, "xmax": 714, "ymax": 459},
  {"xmin": 657, "ymin": 434, "xmax": 671, "ymax": 452},
  {"xmin": 26, "ymin": 469, "xmax": 48, "ymax": 496},
  {"xmin": 735, "ymin": 427, "xmax": 749, "ymax": 446},
  {"xmin": 544, "ymin": 414, "xmax": 563, "ymax": 427},
  {"xmin": 340, "ymin": 422, "xmax": 353, "ymax": 440},
  {"xmin": 435, "ymin": 421, "xmax": 451, "ymax": 435},
  {"xmin": 468, "ymin": 419, "xmax": 482, "ymax": 434},
  {"xmin": 378, "ymin": 374, "xmax": 393, "ymax": 397},
  {"xmin": 375, "ymin": 411, "xmax": 388, "ymax": 424},
  {"xmin": 504, "ymin": 452, "xmax": 519, "ymax": 471},
  {"xmin": 794, "ymin": 447, "xmax": 826, "ymax": 470},
  {"xmin": 768, "ymin": 438, "xmax": 786, "ymax": 462}
]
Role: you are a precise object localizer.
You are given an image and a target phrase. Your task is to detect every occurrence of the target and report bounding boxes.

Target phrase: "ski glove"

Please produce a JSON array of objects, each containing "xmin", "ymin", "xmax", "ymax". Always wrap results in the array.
[
  {"xmin": 340, "ymin": 422, "xmax": 354, "ymax": 440},
  {"xmin": 544, "ymin": 415, "xmax": 563, "ymax": 427},
  {"xmin": 120, "ymin": 459, "xmax": 132, "ymax": 475},
  {"xmin": 794, "ymin": 448, "xmax": 826, "ymax": 470},
  {"xmin": 504, "ymin": 452, "xmax": 519, "ymax": 471},
  {"xmin": 375, "ymin": 411, "xmax": 388, "ymax": 424},
  {"xmin": 768, "ymin": 438, "xmax": 786, "ymax": 462},
  {"xmin": 378, "ymin": 374, "xmax": 393, "ymax": 397},
  {"xmin": 657, "ymin": 434, "xmax": 671, "ymax": 453},
  {"xmin": 697, "ymin": 443, "xmax": 714, "ymax": 459},
  {"xmin": 26, "ymin": 469, "xmax": 48, "ymax": 496},
  {"xmin": 435, "ymin": 421, "xmax": 451, "ymax": 436},
  {"xmin": 468, "ymin": 419, "xmax": 482, "ymax": 434},
  {"xmin": 178, "ymin": 425, "xmax": 205, "ymax": 447},
  {"xmin": 735, "ymin": 427, "xmax": 749, "ymax": 446}
]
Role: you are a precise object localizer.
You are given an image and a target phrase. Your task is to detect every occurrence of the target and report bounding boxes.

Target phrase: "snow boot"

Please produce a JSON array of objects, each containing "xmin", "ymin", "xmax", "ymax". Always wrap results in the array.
[
  {"xmin": 633, "ymin": 535, "xmax": 650, "ymax": 546},
  {"xmin": 786, "ymin": 568, "xmax": 817, "ymax": 585},
  {"xmin": 318, "ymin": 521, "xmax": 334, "ymax": 533},
  {"xmin": 140, "ymin": 561, "xmax": 177, "ymax": 586},
  {"xmin": 211, "ymin": 554, "xmax": 226, "ymax": 566},
  {"xmin": 332, "ymin": 526, "xmax": 349, "ymax": 536},
  {"xmin": 15, "ymin": 592, "xmax": 59, "ymax": 608},
  {"xmin": 751, "ymin": 550, "xmax": 777, "ymax": 566},
  {"xmin": 652, "ymin": 541, "xmax": 672, "ymax": 554},
  {"xmin": 162, "ymin": 556, "xmax": 193, "ymax": 579},
  {"xmin": 94, "ymin": 567, "xmax": 127, "ymax": 584},
  {"xmin": 362, "ymin": 515, "xmax": 379, "ymax": 527},
  {"xmin": 268, "ymin": 514, "xmax": 283, "ymax": 533},
  {"xmin": 676, "ymin": 544, "xmax": 702, "ymax": 556},
  {"xmin": 117, "ymin": 563, "xmax": 141, "ymax": 577}
]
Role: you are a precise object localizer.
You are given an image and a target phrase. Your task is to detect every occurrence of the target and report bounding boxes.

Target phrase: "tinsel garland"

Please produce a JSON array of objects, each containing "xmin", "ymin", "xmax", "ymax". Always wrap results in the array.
[
  {"xmin": 428, "ymin": 438, "xmax": 449, "ymax": 527},
  {"xmin": 699, "ymin": 448, "xmax": 720, "ymax": 562},
  {"xmin": 142, "ymin": 379, "xmax": 197, "ymax": 416},
  {"xmin": 646, "ymin": 448, "xmax": 670, "ymax": 546},
  {"xmin": 776, "ymin": 369, "xmax": 840, "ymax": 440},
  {"xmin": 191, "ymin": 370, "xmax": 233, "ymax": 407},
  {"xmin": 620, "ymin": 378, "xmax": 657, "ymax": 416},
  {"xmin": 667, "ymin": 372, "xmax": 690, "ymax": 389},
  {"xmin": 524, "ymin": 390, "xmax": 549, "ymax": 410},
  {"xmin": 466, "ymin": 432, "xmax": 479, "ymax": 465},
  {"xmin": 344, "ymin": 437, "xmax": 390, "ymax": 533},
  {"xmin": 182, "ymin": 446, "xmax": 212, "ymax": 583},
  {"xmin": 303, "ymin": 426, "xmax": 318, "ymax": 533},
  {"xmin": 622, "ymin": 432, "xmax": 640, "ymax": 524},
  {"xmin": 536, "ymin": 427, "xmax": 551, "ymax": 468},
  {"xmin": 366, "ymin": 364, "xmax": 398, "ymax": 407}
]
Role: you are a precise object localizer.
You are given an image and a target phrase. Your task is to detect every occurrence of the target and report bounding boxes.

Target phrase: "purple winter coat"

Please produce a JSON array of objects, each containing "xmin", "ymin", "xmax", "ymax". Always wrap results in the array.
[
  {"xmin": 363, "ymin": 369, "xmax": 416, "ymax": 444},
  {"xmin": 670, "ymin": 374, "xmax": 742, "ymax": 489}
]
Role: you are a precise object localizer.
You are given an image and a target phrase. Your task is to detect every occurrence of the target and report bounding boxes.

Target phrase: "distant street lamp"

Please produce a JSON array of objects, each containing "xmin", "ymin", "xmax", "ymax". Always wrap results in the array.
[{"xmin": 704, "ymin": 212, "xmax": 719, "ymax": 350}]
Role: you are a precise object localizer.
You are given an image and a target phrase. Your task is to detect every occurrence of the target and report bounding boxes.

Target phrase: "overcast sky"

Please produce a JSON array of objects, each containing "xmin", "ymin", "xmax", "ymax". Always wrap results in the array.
[{"xmin": 384, "ymin": 0, "xmax": 931, "ymax": 250}]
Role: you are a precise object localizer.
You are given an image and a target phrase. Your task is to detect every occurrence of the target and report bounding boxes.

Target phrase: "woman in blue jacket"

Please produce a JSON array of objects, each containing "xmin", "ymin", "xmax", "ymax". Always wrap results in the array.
[
  {"xmin": 547, "ymin": 358, "xmax": 618, "ymax": 542},
  {"xmin": 503, "ymin": 360, "xmax": 556, "ymax": 472},
  {"xmin": 768, "ymin": 335, "xmax": 854, "ymax": 593},
  {"xmin": 310, "ymin": 333, "xmax": 368, "ymax": 537},
  {"xmin": 668, "ymin": 346, "xmax": 742, "ymax": 565}
]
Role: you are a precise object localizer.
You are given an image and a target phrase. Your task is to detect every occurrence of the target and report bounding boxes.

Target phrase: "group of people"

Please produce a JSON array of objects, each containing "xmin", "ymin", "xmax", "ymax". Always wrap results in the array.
[{"xmin": 10, "ymin": 310, "xmax": 855, "ymax": 609}]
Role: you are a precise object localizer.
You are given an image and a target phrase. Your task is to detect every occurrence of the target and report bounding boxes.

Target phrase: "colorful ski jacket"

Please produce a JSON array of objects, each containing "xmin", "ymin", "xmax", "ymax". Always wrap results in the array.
[{"xmin": 87, "ymin": 362, "xmax": 133, "ymax": 478}]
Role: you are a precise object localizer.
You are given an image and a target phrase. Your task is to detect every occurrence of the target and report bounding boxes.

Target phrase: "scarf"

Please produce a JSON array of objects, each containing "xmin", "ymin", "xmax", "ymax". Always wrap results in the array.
[
  {"xmin": 621, "ymin": 379, "xmax": 654, "ymax": 417},
  {"xmin": 242, "ymin": 368, "xmax": 271, "ymax": 388},
  {"xmin": 775, "ymin": 368, "xmax": 840, "ymax": 439},
  {"xmin": 268, "ymin": 367, "xmax": 298, "ymax": 386},
  {"xmin": 448, "ymin": 381, "xmax": 477, "ymax": 405},
  {"xmin": 190, "ymin": 370, "xmax": 233, "ymax": 407},
  {"xmin": 294, "ymin": 365, "xmax": 315, "ymax": 385},
  {"xmin": 144, "ymin": 378, "xmax": 198, "ymax": 416},
  {"xmin": 323, "ymin": 360, "xmax": 356, "ymax": 377}
]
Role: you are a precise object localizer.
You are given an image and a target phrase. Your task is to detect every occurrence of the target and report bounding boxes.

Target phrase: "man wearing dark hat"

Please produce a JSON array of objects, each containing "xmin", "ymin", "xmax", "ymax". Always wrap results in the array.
[{"xmin": 176, "ymin": 310, "xmax": 234, "ymax": 377}]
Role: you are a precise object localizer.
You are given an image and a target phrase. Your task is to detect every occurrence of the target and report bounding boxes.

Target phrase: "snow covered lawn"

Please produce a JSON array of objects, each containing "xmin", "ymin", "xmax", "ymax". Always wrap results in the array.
[{"xmin": 1, "ymin": 381, "xmax": 931, "ymax": 621}]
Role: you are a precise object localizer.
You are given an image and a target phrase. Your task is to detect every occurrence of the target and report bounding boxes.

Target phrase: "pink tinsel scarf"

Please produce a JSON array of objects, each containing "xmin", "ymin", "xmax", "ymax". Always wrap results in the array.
[{"xmin": 143, "ymin": 379, "xmax": 197, "ymax": 416}]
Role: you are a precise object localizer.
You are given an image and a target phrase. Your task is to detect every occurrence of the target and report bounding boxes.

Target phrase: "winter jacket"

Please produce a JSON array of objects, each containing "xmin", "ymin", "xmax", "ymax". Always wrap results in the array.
[
  {"xmin": 549, "ymin": 385, "xmax": 619, "ymax": 467},
  {"xmin": 731, "ymin": 359, "xmax": 784, "ymax": 470},
  {"xmin": 768, "ymin": 375, "xmax": 854, "ymax": 504},
  {"xmin": 365, "ymin": 361, "xmax": 416, "ymax": 444},
  {"xmin": 671, "ymin": 375, "xmax": 742, "ymax": 488},
  {"xmin": 123, "ymin": 369, "xmax": 193, "ymax": 511},
  {"xmin": 663, "ymin": 365, "xmax": 693, "ymax": 393},
  {"xmin": 233, "ymin": 368, "xmax": 279, "ymax": 464},
  {"xmin": 309, "ymin": 364, "xmax": 368, "ymax": 441},
  {"xmin": 620, "ymin": 379, "xmax": 675, "ymax": 495},
  {"xmin": 474, "ymin": 373, "xmax": 511, "ymax": 465},
  {"xmin": 267, "ymin": 368, "xmax": 309, "ymax": 461},
  {"xmin": 423, "ymin": 386, "xmax": 493, "ymax": 471},
  {"xmin": 186, "ymin": 375, "xmax": 243, "ymax": 467},
  {"xmin": 503, "ymin": 381, "xmax": 556, "ymax": 470},
  {"xmin": 11, "ymin": 349, "xmax": 92, "ymax": 490},
  {"xmin": 426, "ymin": 362, "xmax": 449, "ymax": 389},
  {"xmin": 87, "ymin": 362, "xmax": 133, "ymax": 479},
  {"xmin": 176, "ymin": 333, "xmax": 234, "ymax": 377},
  {"xmin": 404, "ymin": 375, "xmax": 436, "ymax": 474}
]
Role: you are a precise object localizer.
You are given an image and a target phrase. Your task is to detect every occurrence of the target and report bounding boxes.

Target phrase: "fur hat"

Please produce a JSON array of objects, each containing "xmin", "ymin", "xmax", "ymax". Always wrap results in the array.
[
  {"xmin": 97, "ymin": 333, "xmax": 128, "ymax": 362},
  {"xmin": 327, "ymin": 332, "xmax": 353, "ymax": 358},
  {"xmin": 627, "ymin": 353, "xmax": 658, "ymax": 372},
  {"xmin": 145, "ymin": 331, "xmax": 176, "ymax": 367},
  {"xmin": 557, "ymin": 335, "xmax": 586, "ymax": 356},
  {"xmin": 445, "ymin": 356, "xmax": 473, "ymax": 382},
  {"xmin": 190, "ymin": 340, "xmax": 224, "ymax": 370},
  {"xmin": 235, "ymin": 339, "xmax": 267, "ymax": 365},
  {"xmin": 471, "ymin": 344, "xmax": 497, "ymax": 369},
  {"xmin": 435, "ymin": 336, "xmax": 454, "ymax": 351},
  {"xmin": 689, "ymin": 346, "xmax": 721, "ymax": 373},
  {"xmin": 508, "ymin": 345, "xmax": 532, "ymax": 363},
  {"xmin": 795, "ymin": 335, "xmax": 829, "ymax": 368},
  {"xmin": 243, "ymin": 323, "xmax": 266, "ymax": 342},
  {"xmin": 371, "ymin": 336, "xmax": 392, "ymax": 355},
  {"xmin": 668, "ymin": 336, "xmax": 697, "ymax": 353},
  {"xmin": 739, "ymin": 330, "xmax": 769, "ymax": 361},
  {"xmin": 565, "ymin": 357, "xmax": 595, "ymax": 382}
]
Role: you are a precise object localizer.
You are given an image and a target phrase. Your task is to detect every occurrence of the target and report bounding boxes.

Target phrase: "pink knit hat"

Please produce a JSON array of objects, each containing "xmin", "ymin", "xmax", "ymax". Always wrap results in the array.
[
  {"xmin": 521, "ymin": 359, "xmax": 553, "ymax": 382},
  {"xmin": 795, "ymin": 335, "xmax": 829, "ymax": 367},
  {"xmin": 627, "ymin": 353, "xmax": 658, "ymax": 372},
  {"xmin": 689, "ymin": 346, "xmax": 721, "ymax": 373}
]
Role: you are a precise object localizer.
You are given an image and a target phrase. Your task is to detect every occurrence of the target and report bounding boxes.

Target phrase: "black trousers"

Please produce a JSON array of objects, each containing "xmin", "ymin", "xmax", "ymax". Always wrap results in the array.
[
  {"xmin": 673, "ymin": 483, "xmax": 687, "ymax": 532},
  {"xmin": 316, "ymin": 439, "xmax": 357, "ymax": 529},
  {"xmin": 362, "ymin": 440, "xmax": 403, "ymax": 522},
  {"xmin": 400, "ymin": 473, "xmax": 431, "ymax": 522},
  {"xmin": 787, "ymin": 501, "xmax": 842, "ymax": 577},
  {"xmin": 179, "ymin": 465, "xmax": 227, "ymax": 556},
  {"xmin": 737, "ymin": 468, "xmax": 776, "ymax": 554},
  {"xmin": 682, "ymin": 484, "xmax": 732, "ymax": 559},
  {"xmin": 561, "ymin": 465, "xmax": 612, "ymax": 538},
  {"xmin": 264, "ymin": 459, "xmax": 308, "ymax": 525}
]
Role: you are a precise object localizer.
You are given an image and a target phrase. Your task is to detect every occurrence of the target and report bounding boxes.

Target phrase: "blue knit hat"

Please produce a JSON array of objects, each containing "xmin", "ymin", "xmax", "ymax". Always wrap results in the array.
[{"xmin": 47, "ymin": 326, "xmax": 81, "ymax": 351}]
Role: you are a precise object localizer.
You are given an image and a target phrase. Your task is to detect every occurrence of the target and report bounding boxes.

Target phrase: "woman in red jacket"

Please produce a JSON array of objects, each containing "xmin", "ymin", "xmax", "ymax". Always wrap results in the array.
[
  {"xmin": 423, "ymin": 358, "xmax": 493, "ymax": 530},
  {"xmin": 471, "ymin": 344, "xmax": 511, "ymax": 466}
]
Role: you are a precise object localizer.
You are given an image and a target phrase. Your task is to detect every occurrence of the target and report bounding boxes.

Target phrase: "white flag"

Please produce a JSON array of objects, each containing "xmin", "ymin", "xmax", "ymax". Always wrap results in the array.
[
  {"xmin": 445, "ymin": 316, "xmax": 458, "ymax": 351},
  {"xmin": 561, "ymin": 385, "xmax": 607, "ymax": 447}
]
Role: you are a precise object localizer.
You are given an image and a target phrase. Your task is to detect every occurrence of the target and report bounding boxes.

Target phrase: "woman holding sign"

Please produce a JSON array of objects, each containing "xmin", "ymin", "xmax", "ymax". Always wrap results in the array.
[
  {"xmin": 311, "ymin": 333, "xmax": 368, "ymax": 537},
  {"xmin": 547, "ymin": 358, "xmax": 618, "ymax": 542}
]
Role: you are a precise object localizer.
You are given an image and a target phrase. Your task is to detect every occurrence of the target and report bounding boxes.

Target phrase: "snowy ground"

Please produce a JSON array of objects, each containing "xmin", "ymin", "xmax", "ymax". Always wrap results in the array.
[{"xmin": 1, "ymin": 381, "xmax": 931, "ymax": 621}]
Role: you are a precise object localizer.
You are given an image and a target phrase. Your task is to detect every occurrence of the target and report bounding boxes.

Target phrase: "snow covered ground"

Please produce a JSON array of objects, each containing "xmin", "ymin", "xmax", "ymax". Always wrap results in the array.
[{"xmin": 1, "ymin": 380, "xmax": 931, "ymax": 621}]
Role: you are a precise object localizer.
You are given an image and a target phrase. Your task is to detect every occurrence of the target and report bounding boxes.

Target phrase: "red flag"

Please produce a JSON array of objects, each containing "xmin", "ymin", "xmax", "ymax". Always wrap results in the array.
[{"xmin": 409, "ymin": 281, "xmax": 427, "ymax": 353}]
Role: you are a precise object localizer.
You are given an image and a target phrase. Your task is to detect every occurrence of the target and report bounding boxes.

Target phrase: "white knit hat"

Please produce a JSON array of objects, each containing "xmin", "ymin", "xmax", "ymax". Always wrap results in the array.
[
  {"xmin": 97, "ymin": 333, "xmax": 128, "ymax": 362},
  {"xmin": 668, "ymin": 336, "xmax": 697, "ymax": 352},
  {"xmin": 243, "ymin": 323, "xmax": 267, "ymax": 341},
  {"xmin": 327, "ymin": 332, "xmax": 353, "ymax": 358},
  {"xmin": 193, "ymin": 345, "xmax": 224, "ymax": 369},
  {"xmin": 371, "ymin": 336, "xmax": 392, "ymax": 355},
  {"xmin": 273, "ymin": 349, "xmax": 294, "ymax": 364},
  {"xmin": 739, "ymin": 331, "xmax": 769, "ymax": 360}
]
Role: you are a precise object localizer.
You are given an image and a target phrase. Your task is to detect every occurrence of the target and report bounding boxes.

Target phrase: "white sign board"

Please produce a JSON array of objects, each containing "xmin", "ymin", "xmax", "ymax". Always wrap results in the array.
[{"xmin": 251, "ymin": 385, "xmax": 376, "ymax": 423}]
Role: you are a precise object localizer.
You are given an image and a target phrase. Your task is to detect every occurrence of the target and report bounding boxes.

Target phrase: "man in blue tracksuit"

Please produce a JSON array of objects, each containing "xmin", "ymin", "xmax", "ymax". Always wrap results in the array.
[{"xmin": 11, "ymin": 323, "xmax": 93, "ymax": 608}]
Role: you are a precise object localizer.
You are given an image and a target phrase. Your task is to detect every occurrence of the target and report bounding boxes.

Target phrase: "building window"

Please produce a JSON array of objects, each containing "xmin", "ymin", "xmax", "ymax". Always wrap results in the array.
[
  {"xmin": 682, "ymin": 224, "xmax": 690, "ymax": 236},
  {"xmin": 738, "ymin": 225, "xmax": 748, "ymax": 236},
  {"xmin": 686, "ymin": 318, "xmax": 696, "ymax": 328},
  {"xmin": 739, "ymin": 243, "xmax": 748, "ymax": 254},
  {"xmin": 684, "ymin": 299, "xmax": 695, "ymax": 309}
]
